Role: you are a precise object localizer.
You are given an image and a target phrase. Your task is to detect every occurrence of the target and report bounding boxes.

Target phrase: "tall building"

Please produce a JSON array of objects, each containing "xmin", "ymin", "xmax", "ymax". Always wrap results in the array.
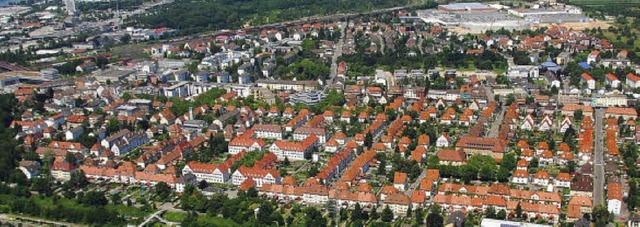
[{"xmin": 64, "ymin": 0, "xmax": 76, "ymax": 16}]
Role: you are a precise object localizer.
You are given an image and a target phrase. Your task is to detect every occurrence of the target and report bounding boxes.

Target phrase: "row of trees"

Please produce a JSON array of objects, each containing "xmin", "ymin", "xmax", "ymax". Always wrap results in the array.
[
  {"xmin": 128, "ymin": 0, "xmax": 410, "ymax": 36},
  {"xmin": 0, "ymin": 182, "xmax": 123, "ymax": 225},
  {"xmin": 429, "ymin": 154, "xmax": 516, "ymax": 183}
]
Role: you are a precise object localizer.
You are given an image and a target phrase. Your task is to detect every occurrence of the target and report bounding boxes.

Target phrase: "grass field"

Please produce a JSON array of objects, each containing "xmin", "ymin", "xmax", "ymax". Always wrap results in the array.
[
  {"xmin": 112, "ymin": 43, "xmax": 152, "ymax": 60},
  {"xmin": 163, "ymin": 211, "xmax": 188, "ymax": 222}
]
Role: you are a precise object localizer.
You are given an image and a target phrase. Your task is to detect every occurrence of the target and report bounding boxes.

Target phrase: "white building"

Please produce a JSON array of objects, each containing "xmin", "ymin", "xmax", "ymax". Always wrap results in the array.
[
  {"xmin": 252, "ymin": 124, "xmax": 284, "ymax": 140},
  {"xmin": 182, "ymin": 161, "xmax": 229, "ymax": 183},
  {"xmin": 228, "ymin": 138, "xmax": 265, "ymax": 154},
  {"xmin": 231, "ymin": 167, "xmax": 280, "ymax": 187},
  {"xmin": 512, "ymin": 170, "xmax": 529, "ymax": 184}
]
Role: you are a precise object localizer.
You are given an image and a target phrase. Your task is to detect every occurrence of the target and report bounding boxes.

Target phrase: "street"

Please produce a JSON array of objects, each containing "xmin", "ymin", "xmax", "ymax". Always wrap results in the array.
[
  {"xmin": 487, "ymin": 107, "xmax": 505, "ymax": 138},
  {"xmin": 326, "ymin": 21, "xmax": 347, "ymax": 91},
  {"xmin": 593, "ymin": 108, "xmax": 605, "ymax": 206},
  {"xmin": 405, "ymin": 167, "xmax": 428, "ymax": 196},
  {"xmin": 138, "ymin": 202, "xmax": 178, "ymax": 227}
]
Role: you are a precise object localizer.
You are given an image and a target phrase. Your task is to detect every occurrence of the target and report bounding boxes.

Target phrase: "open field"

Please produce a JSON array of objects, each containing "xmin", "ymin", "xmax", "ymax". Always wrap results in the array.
[
  {"xmin": 566, "ymin": 0, "xmax": 640, "ymax": 8},
  {"xmin": 112, "ymin": 43, "xmax": 152, "ymax": 59}
]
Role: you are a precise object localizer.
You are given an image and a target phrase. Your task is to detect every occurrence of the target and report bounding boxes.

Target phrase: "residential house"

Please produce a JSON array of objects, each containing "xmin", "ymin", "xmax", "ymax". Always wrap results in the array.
[
  {"xmin": 608, "ymin": 181, "xmax": 624, "ymax": 216},
  {"xmin": 393, "ymin": 172, "xmax": 408, "ymax": 191},
  {"xmin": 269, "ymin": 134, "xmax": 319, "ymax": 160},
  {"xmin": 437, "ymin": 149, "xmax": 466, "ymax": 166},
  {"xmin": 627, "ymin": 73, "xmax": 640, "ymax": 88}
]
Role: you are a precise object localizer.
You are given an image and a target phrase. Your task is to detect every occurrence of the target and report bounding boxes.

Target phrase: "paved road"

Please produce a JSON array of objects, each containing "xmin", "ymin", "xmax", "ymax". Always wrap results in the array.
[
  {"xmin": 138, "ymin": 202, "xmax": 177, "ymax": 227},
  {"xmin": 0, "ymin": 213, "xmax": 80, "ymax": 227},
  {"xmin": 593, "ymin": 108, "xmax": 605, "ymax": 206},
  {"xmin": 326, "ymin": 22, "xmax": 347, "ymax": 91},
  {"xmin": 405, "ymin": 167, "xmax": 428, "ymax": 196},
  {"xmin": 487, "ymin": 107, "xmax": 505, "ymax": 138}
]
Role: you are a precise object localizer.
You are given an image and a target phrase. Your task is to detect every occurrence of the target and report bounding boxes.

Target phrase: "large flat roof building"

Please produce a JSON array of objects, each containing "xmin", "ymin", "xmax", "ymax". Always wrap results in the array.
[{"xmin": 438, "ymin": 3, "xmax": 494, "ymax": 12}]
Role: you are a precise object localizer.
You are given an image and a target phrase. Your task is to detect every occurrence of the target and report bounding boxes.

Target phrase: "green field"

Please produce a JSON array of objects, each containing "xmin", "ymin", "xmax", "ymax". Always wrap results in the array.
[
  {"xmin": 163, "ymin": 211, "xmax": 189, "ymax": 222},
  {"xmin": 567, "ymin": 0, "xmax": 640, "ymax": 7}
]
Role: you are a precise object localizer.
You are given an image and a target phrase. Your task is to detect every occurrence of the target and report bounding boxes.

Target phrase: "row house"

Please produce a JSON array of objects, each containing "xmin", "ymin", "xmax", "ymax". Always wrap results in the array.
[
  {"xmin": 228, "ymin": 137, "xmax": 265, "ymax": 154},
  {"xmin": 520, "ymin": 114, "xmax": 553, "ymax": 132},
  {"xmin": 231, "ymin": 152, "xmax": 279, "ymax": 187},
  {"xmin": 605, "ymin": 107, "xmax": 638, "ymax": 120},
  {"xmin": 231, "ymin": 166, "xmax": 280, "ymax": 187},
  {"xmin": 382, "ymin": 193, "xmax": 412, "ymax": 216},
  {"xmin": 555, "ymin": 173, "xmax": 572, "ymax": 188},
  {"xmin": 11, "ymin": 120, "xmax": 48, "ymax": 134},
  {"xmin": 135, "ymin": 141, "xmax": 175, "ymax": 168},
  {"xmin": 455, "ymin": 136, "xmax": 508, "ymax": 160},
  {"xmin": 293, "ymin": 126, "xmax": 328, "ymax": 143},
  {"xmin": 65, "ymin": 114, "xmax": 88, "ymax": 128},
  {"xmin": 45, "ymin": 114, "xmax": 65, "ymax": 128},
  {"xmin": 567, "ymin": 196, "xmax": 593, "ymax": 222},
  {"xmin": 436, "ymin": 133, "xmax": 452, "ymax": 147},
  {"xmin": 36, "ymin": 141, "xmax": 87, "ymax": 158},
  {"xmin": 51, "ymin": 157, "xmax": 78, "ymax": 182},
  {"xmin": 101, "ymin": 129, "xmax": 149, "ymax": 156},
  {"xmin": 252, "ymin": 124, "xmax": 284, "ymax": 140},
  {"xmin": 627, "ymin": 73, "xmax": 640, "ymax": 88},
  {"xmin": 325, "ymin": 139, "xmax": 339, "ymax": 153},
  {"xmin": 80, "ymin": 163, "xmax": 194, "ymax": 192},
  {"xmin": 284, "ymin": 109, "xmax": 311, "ymax": 132},
  {"xmin": 431, "ymin": 194, "xmax": 561, "ymax": 223},
  {"xmin": 151, "ymin": 109, "xmax": 177, "ymax": 125},
  {"xmin": 608, "ymin": 181, "xmax": 624, "ymax": 216},
  {"xmin": 340, "ymin": 150, "xmax": 377, "ymax": 186},
  {"xmin": 182, "ymin": 151, "xmax": 246, "ymax": 183},
  {"xmin": 269, "ymin": 134, "xmax": 319, "ymax": 160},
  {"xmin": 438, "ymin": 183, "xmax": 562, "ymax": 208},
  {"xmin": 330, "ymin": 189, "xmax": 378, "ymax": 209},
  {"xmin": 316, "ymin": 147, "xmax": 356, "ymax": 181},
  {"xmin": 436, "ymin": 149, "xmax": 466, "ymax": 166}
]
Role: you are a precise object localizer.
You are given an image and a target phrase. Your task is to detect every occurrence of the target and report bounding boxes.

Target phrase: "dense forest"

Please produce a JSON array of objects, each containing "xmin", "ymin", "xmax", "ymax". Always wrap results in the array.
[
  {"xmin": 0, "ymin": 94, "xmax": 20, "ymax": 183},
  {"xmin": 126, "ymin": 0, "xmax": 411, "ymax": 35}
]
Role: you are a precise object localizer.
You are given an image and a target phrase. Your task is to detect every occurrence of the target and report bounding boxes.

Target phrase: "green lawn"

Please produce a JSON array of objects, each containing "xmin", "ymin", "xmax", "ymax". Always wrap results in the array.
[
  {"xmin": 192, "ymin": 216, "xmax": 242, "ymax": 227},
  {"xmin": 107, "ymin": 204, "xmax": 151, "ymax": 218},
  {"xmin": 163, "ymin": 211, "xmax": 189, "ymax": 222},
  {"xmin": 293, "ymin": 171, "xmax": 309, "ymax": 181}
]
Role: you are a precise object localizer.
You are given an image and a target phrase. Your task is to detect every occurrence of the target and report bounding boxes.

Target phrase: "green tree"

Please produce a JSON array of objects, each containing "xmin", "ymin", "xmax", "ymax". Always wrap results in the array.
[
  {"xmin": 500, "ymin": 152, "xmax": 517, "ymax": 171},
  {"xmin": 364, "ymin": 132, "xmax": 373, "ymax": 149},
  {"xmin": 628, "ymin": 179, "xmax": 638, "ymax": 211},
  {"xmin": 154, "ymin": 182, "xmax": 171, "ymax": 200},
  {"xmin": 257, "ymin": 201, "xmax": 274, "ymax": 225},
  {"xmin": 120, "ymin": 34, "xmax": 131, "ymax": 44},
  {"xmin": 574, "ymin": 109, "xmax": 584, "ymax": 121},
  {"xmin": 352, "ymin": 203, "xmax": 363, "ymax": 221},
  {"xmin": 427, "ymin": 205, "xmax": 444, "ymax": 227},
  {"xmin": 303, "ymin": 207, "xmax": 327, "ymax": 227},
  {"xmin": 497, "ymin": 209, "xmax": 507, "ymax": 220},
  {"xmin": 381, "ymin": 205, "xmax": 394, "ymax": 222},
  {"xmin": 370, "ymin": 206, "xmax": 380, "ymax": 220},
  {"xmin": 198, "ymin": 180, "xmax": 208, "ymax": 189},
  {"xmin": 68, "ymin": 170, "xmax": 88, "ymax": 188},
  {"xmin": 247, "ymin": 186, "xmax": 258, "ymax": 198},
  {"xmin": 515, "ymin": 203, "xmax": 523, "ymax": 219},
  {"xmin": 592, "ymin": 204, "xmax": 612, "ymax": 226},
  {"xmin": 30, "ymin": 177, "xmax": 53, "ymax": 196},
  {"xmin": 485, "ymin": 206, "xmax": 496, "ymax": 218},
  {"xmin": 82, "ymin": 191, "xmax": 108, "ymax": 206},
  {"xmin": 121, "ymin": 92, "xmax": 133, "ymax": 100},
  {"xmin": 415, "ymin": 208, "xmax": 424, "ymax": 224}
]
